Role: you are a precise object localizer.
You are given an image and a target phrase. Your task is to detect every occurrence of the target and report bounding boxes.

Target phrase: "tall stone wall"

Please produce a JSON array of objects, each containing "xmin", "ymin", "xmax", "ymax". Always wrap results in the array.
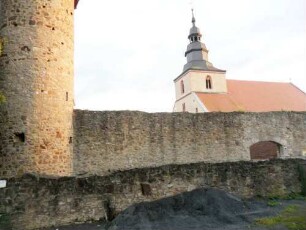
[
  {"xmin": 0, "ymin": 159, "xmax": 304, "ymax": 230},
  {"xmin": 74, "ymin": 111, "xmax": 306, "ymax": 176},
  {"xmin": 0, "ymin": 0, "xmax": 75, "ymax": 178}
]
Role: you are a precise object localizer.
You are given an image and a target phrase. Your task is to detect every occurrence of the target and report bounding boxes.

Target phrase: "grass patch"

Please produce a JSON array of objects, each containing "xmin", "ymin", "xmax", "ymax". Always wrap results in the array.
[
  {"xmin": 267, "ymin": 193, "xmax": 306, "ymax": 201},
  {"xmin": 267, "ymin": 200, "xmax": 280, "ymax": 207},
  {"xmin": 283, "ymin": 205, "xmax": 299, "ymax": 214},
  {"xmin": 284, "ymin": 193, "xmax": 306, "ymax": 201},
  {"xmin": 256, "ymin": 204, "xmax": 306, "ymax": 230}
]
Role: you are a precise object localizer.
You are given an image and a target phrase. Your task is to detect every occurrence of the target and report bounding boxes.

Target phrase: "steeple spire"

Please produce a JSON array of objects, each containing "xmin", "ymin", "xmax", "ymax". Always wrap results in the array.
[
  {"xmin": 182, "ymin": 9, "xmax": 225, "ymax": 73},
  {"xmin": 188, "ymin": 9, "xmax": 202, "ymax": 43},
  {"xmin": 192, "ymin": 8, "xmax": 196, "ymax": 26}
]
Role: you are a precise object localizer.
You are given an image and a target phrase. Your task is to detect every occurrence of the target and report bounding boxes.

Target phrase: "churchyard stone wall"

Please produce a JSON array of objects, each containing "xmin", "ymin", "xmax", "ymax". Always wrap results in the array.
[
  {"xmin": 0, "ymin": 159, "xmax": 304, "ymax": 229},
  {"xmin": 73, "ymin": 111, "xmax": 306, "ymax": 176}
]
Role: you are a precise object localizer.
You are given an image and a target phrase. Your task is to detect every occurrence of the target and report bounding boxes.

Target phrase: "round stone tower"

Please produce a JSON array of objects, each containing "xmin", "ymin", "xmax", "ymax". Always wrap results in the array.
[{"xmin": 0, "ymin": 0, "xmax": 75, "ymax": 177}]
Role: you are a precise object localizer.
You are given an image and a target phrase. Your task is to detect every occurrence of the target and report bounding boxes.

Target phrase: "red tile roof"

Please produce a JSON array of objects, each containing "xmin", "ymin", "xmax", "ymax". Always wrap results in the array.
[{"xmin": 196, "ymin": 80, "xmax": 306, "ymax": 112}]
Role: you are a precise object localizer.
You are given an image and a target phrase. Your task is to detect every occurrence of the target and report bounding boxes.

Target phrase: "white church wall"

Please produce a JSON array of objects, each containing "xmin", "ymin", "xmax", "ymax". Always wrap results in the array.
[
  {"xmin": 173, "ymin": 93, "xmax": 206, "ymax": 113},
  {"xmin": 174, "ymin": 72, "xmax": 191, "ymax": 100},
  {"xmin": 189, "ymin": 70, "xmax": 227, "ymax": 93}
]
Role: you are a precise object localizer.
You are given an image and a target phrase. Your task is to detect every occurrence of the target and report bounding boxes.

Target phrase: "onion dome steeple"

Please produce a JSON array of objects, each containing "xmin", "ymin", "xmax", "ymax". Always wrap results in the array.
[
  {"xmin": 188, "ymin": 9, "xmax": 202, "ymax": 43},
  {"xmin": 183, "ymin": 9, "xmax": 225, "ymax": 73}
]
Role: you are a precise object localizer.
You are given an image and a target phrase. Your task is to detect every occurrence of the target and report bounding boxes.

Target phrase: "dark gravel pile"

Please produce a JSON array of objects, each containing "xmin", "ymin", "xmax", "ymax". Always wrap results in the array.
[{"xmin": 108, "ymin": 188, "xmax": 272, "ymax": 230}]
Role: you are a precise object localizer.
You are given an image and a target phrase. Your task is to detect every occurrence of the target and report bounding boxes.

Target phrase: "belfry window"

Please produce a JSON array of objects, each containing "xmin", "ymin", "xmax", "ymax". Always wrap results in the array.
[
  {"xmin": 180, "ymin": 80, "xmax": 185, "ymax": 94},
  {"xmin": 182, "ymin": 103, "xmax": 186, "ymax": 112},
  {"xmin": 206, "ymin": 76, "xmax": 212, "ymax": 89}
]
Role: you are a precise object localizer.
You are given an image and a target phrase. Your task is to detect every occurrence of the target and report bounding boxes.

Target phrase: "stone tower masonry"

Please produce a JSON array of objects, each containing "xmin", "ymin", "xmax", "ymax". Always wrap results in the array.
[{"xmin": 0, "ymin": 0, "xmax": 76, "ymax": 178}]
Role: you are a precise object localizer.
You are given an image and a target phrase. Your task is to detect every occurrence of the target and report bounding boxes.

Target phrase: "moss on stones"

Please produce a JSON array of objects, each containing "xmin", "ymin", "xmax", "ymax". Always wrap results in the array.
[
  {"xmin": 0, "ymin": 92, "xmax": 6, "ymax": 104},
  {"xmin": 298, "ymin": 164, "xmax": 306, "ymax": 196},
  {"xmin": 0, "ymin": 37, "xmax": 3, "ymax": 55},
  {"xmin": 0, "ymin": 212, "xmax": 11, "ymax": 230}
]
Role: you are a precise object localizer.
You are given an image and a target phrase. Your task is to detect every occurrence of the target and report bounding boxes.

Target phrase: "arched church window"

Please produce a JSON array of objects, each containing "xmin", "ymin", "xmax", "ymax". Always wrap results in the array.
[
  {"xmin": 180, "ymin": 80, "xmax": 185, "ymax": 94},
  {"xmin": 206, "ymin": 76, "xmax": 212, "ymax": 89}
]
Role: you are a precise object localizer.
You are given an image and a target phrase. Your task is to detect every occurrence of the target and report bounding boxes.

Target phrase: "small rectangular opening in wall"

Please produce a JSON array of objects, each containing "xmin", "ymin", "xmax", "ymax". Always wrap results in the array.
[
  {"xmin": 69, "ymin": 137, "xmax": 73, "ymax": 144},
  {"xmin": 14, "ymin": 132, "xmax": 25, "ymax": 142},
  {"xmin": 141, "ymin": 183, "xmax": 152, "ymax": 196},
  {"xmin": 66, "ymin": 92, "xmax": 69, "ymax": 101}
]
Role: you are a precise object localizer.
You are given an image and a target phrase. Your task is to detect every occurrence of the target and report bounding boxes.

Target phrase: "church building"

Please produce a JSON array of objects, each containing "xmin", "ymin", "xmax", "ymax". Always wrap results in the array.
[{"xmin": 173, "ymin": 11, "xmax": 306, "ymax": 113}]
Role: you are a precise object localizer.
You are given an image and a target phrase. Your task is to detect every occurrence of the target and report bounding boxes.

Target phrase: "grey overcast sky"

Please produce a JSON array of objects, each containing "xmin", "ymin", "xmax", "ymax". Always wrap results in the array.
[{"xmin": 74, "ymin": 0, "xmax": 306, "ymax": 112}]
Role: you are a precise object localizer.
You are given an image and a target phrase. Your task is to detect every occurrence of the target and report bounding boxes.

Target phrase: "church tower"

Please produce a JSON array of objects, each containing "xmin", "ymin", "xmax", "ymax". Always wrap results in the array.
[
  {"xmin": 0, "ymin": 0, "xmax": 78, "ymax": 177},
  {"xmin": 173, "ymin": 10, "xmax": 227, "ymax": 113}
]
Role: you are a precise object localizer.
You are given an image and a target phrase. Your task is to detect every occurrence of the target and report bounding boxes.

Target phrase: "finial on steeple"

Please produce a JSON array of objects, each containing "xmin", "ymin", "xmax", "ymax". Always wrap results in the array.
[{"xmin": 192, "ymin": 8, "xmax": 196, "ymax": 26}]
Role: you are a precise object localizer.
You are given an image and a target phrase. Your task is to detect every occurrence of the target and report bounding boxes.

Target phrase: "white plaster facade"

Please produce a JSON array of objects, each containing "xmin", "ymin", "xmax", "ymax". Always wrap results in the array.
[
  {"xmin": 173, "ymin": 92, "xmax": 207, "ymax": 113},
  {"xmin": 174, "ymin": 70, "xmax": 227, "ymax": 98},
  {"xmin": 173, "ymin": 70, "xmax": 227, "ymax": 113},
  {"xmin": 173, "ymin": 57, "xmax": 228, "ymax": 113}
]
